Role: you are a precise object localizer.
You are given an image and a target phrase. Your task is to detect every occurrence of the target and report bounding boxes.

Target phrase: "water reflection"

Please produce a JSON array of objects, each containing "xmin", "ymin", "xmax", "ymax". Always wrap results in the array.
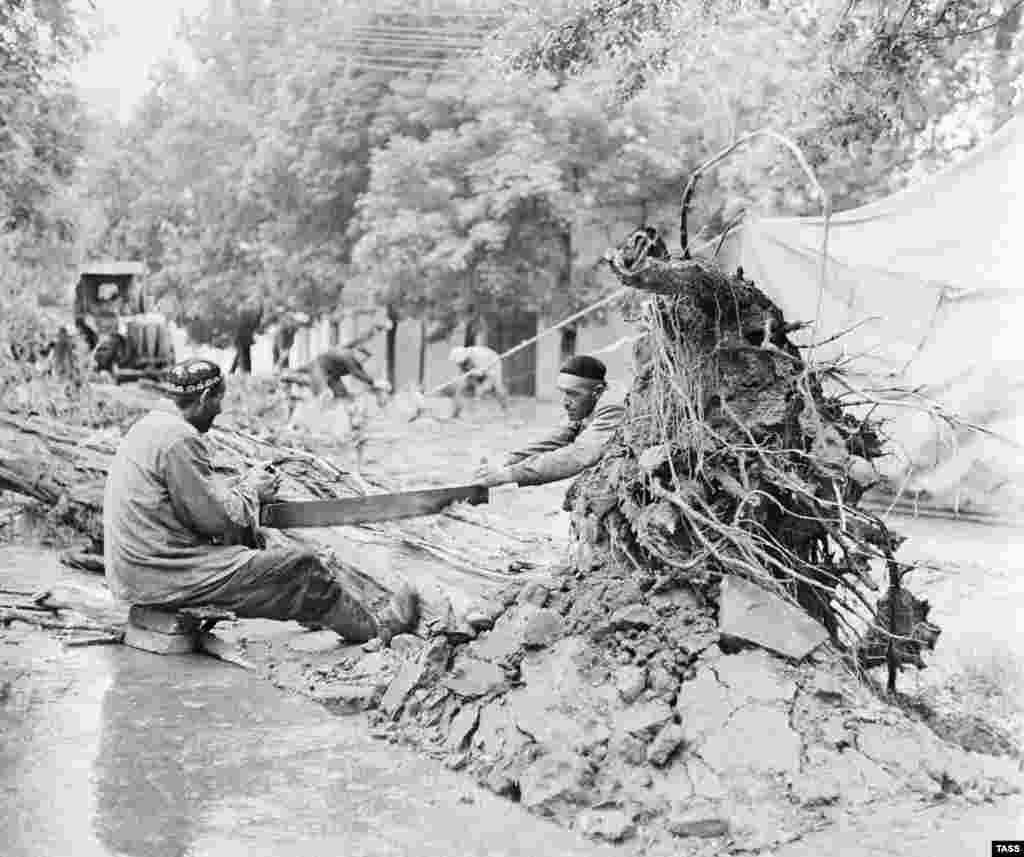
[
  {"xmin": 92, "ymin": 651, "xmax": 208, "ymax": 857},
  {"xmin": 0, "ymin": 640, "xmax": 110, "ymax": 857}
]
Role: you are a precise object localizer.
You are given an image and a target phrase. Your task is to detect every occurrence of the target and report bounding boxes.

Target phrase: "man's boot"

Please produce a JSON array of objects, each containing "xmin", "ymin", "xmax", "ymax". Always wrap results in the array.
[{"xmin": 317, "ymin": 582, "xmax": 420, "ymax": 645}]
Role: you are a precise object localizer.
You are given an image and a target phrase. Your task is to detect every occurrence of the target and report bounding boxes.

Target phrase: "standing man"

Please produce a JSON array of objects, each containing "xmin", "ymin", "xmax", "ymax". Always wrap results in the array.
[
  {"xmin": 448, "ymin": 345, "xmax": 509, "ymax": 418},
  {"xmin": 49, "ymin": 325, "xmax": 80, "ymax": 383},
  {"xmin": 230, "ymin": 299, "xmax": 263, "ymax": 375},
  {"xmin": 474, "ymin": 355, "xmax": 623, "ymax": 487},
  {"xmin": 103, "ymin": 358, "xmax": 418, "ymax": 643}
]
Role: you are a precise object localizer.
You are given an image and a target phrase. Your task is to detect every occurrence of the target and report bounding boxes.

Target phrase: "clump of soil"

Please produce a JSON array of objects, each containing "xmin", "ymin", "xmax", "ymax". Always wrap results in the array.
[{"xmin": 337, "ymin": 557, "xmax": 1019, "ymax": 854}]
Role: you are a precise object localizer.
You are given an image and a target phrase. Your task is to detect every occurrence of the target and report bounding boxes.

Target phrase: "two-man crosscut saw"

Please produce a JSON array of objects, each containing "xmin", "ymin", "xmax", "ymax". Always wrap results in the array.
[{"xmin": 260, "ymin": 484, "xmax": 489, "ymax": 529}]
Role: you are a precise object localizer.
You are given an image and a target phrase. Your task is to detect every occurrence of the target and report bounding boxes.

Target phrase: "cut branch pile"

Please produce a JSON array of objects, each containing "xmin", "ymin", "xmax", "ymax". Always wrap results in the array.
[{"xmin": 0, "ymin": 407, "xmax": 537, "ymax": 624}]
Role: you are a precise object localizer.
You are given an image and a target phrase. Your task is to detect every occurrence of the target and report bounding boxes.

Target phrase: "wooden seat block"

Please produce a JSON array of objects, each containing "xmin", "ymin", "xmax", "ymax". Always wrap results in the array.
[
  {"xmin": 129, "ymin": 605, "xmax": 200, "ymax": 634},
  {"xmin": 178, "ymin": 606, "xmax": 236, "ymax": 623},
  {"xmin": 124, "ymin": 623, "xmax": 198, "ymax": 655},
  {"xmin": 125, "ymin": 605, "xmax": 237, "ymax": 655},
  {"xmin": 178, "ymin": 606, "xmax": 237, "ymax": 632}
]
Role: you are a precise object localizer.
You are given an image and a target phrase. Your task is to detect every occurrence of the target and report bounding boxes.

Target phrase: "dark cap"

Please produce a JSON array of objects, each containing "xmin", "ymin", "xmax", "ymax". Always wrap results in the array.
[
  {"xmin": 160, "ymin": 358, "xmax": 224, "ymax": 397},
  {"xmin": 559, "ymin": 354, "xmax": 606, "ymax": 382}
]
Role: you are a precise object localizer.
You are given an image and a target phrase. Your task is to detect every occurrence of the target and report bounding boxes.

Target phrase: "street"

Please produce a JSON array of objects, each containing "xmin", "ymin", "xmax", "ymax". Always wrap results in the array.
[{"xmin": 1, "ymin": 627, "xmax": 622, "ymax": 857}]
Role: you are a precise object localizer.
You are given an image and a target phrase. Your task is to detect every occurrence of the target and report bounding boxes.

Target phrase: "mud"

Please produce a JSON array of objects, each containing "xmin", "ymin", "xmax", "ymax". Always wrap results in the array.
[
  {"xmin": 0, "ymin": 624, "xmax": 625, "ymax": 857},
  {"xmin": 197, "ymin": 551, "xmax": 1022, "ymax": 853}
]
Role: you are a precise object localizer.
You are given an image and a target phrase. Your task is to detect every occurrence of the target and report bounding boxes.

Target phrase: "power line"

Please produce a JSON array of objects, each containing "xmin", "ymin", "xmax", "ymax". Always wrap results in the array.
[
  {"xmin": 349, "ymin": 56, "xmax": 463, "ymax": 70},
  {"xmin": 340, "ymin": 36, "xmax": 483, "ymax": 49},
  {"xmin": 358, "ymin": 11, "xmax": 507, "ymax": 22},
  {"xmin": 349, "ymin": 63, "xmax": 461, "ymax": 75},
  {"xmin": 342, "ymin": 53, "xmax": 479, "ymax": 66},
  {"xmin": 351, "ymin": 21, "xmax": 495, "ymax": 32},
  {"xmin": 347, "ymin": 57, "xmax": 459, "ymax": 70},
  {"xmin": 346, "ymin": 30, "xmax": 485, "ymax": 41},
  {"xmin": 350, "ymin": 24, "xmax": 497, "ymax": 38},
  {"xmin": 338, "ymin": 42, "xmax": 481, "ymax": 55},
  {"xmin": 343, "ymin": 50, "xmax": 474, "ymax": 65}
]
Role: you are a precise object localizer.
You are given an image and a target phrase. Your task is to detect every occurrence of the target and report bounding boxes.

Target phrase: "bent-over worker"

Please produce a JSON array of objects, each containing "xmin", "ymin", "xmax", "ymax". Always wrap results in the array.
[
  {"xmin": 474, "ymin": 354, "xmax": 624, "ymax": 488},
  {"xmin": 448, "ymin": 345, "xmax": 509, "ymax": 417},
  {"xmin": 309, "ymin": 347, "xmax": 389, "ymax": 407},
  {"xmin": 103, "ymin": 358, "xmax": 417, "ymax": 642}
]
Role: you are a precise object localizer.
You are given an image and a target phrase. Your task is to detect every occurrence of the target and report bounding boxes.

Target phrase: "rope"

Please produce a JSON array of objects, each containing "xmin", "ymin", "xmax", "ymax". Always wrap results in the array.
[
  {"xmin": 422, "ymin": 229, "xmax": 731, "ymax": 396},
  {"xmin": 590, "ymin": 332, "xmax": 648, "ymax": 356},
  {"xmin": 424, "ymin": 287, "xmax": 630, "ymax": 396}
]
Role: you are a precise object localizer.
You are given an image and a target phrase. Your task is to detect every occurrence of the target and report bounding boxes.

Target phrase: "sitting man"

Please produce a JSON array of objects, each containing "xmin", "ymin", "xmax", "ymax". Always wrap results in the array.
[
  {"xmin": 474, "ymin": 354, "xmax": 624, "ymax": 488},
  {"xmin": 103, "ymin": 358, "xmax": 417, "ymax": 642},
  {"xmin": 448, "ymin": 344, "xmax": 509, "ymax": 418}
]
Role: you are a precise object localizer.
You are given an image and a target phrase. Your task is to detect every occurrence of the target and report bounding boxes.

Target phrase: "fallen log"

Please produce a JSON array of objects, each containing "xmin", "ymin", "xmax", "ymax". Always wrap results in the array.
[{"xmin": 0, "ymin": 406, "xmax": 554, "ymax": 627}]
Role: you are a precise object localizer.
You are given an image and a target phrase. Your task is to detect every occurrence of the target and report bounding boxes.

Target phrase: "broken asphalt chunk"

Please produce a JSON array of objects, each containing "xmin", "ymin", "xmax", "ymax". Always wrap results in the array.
[{"xmin": 718, "ymin": 576, "xmax": 829, "ymax": 660}]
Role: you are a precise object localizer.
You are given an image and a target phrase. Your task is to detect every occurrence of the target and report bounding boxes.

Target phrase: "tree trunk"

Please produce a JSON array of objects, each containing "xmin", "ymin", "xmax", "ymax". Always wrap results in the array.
[
  {"xmin": 559, "ymin": 324, "xmax": 577, "ymax": 364},
  {"xmin": 418, "ymin": 319, "xmax": 428, "ymax": 388},
  {"xmin": 385, "ymin": 304, "xmax": 399, "ymax": 391},
  {"xmin": 463, "ymin": 317, "xmax": 478, "ymax": 348},
  {"xmin": 992, "ymin": 3, "xmax": 1022, "ymax": 125}
]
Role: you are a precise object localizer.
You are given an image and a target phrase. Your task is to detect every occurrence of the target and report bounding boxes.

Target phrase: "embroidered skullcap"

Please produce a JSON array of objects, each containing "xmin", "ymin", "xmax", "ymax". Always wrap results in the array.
[
  {"xmin": 559, "ymin": 355, "xmax": 606, "ymax": 382},
  {"xmin": 162, "ymin": 358, "xmax": 223, "ymax": 396}
]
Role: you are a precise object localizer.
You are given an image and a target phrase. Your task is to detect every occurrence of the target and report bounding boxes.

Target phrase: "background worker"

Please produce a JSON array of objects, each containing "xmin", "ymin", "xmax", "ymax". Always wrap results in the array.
[
  {"xmin": 474, "ymin": 354, "xmax": 623, "ymax": 487},
  {"xmin": 448, "ymin": 344, "xmax": 509, "ymax": 418},
  {"xmin": 103, "ymin": 358, "xmax": 418, "ymax": 643},
  {"xmin": 305, "ymin": 320, "xmax": 392, "ymax": 405},
  {"xmin": 308, "ymin": 347, "xmax": 389, "ymax": 408}
]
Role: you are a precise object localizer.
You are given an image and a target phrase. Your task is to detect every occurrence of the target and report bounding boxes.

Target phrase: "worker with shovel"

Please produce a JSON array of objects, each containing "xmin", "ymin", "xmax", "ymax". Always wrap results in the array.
[
  {"xmin": 447, "ymin": 345, "xmax": 509, "ymax": 418},
  {"xmin": 473, "ymin": 354, "xmax": 624, "ymax": 488},
  {"xmin": 103, "ymin": 358, "xmax": 418, "ymax": 643},
  {"xmin": 308, "ymin": 347, "xmax": 390, "ymax": 408}
]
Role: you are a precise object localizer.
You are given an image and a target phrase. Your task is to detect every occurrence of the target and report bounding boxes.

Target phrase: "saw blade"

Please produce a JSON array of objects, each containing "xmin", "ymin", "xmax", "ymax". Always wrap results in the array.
[{"xmin": 260, "ymin": 483, "xmax": 489, "ymax": 528}]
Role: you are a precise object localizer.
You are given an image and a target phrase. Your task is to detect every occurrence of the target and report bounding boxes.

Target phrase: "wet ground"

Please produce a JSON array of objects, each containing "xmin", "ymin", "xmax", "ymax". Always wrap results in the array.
[{"xmin": 1, "ymin": 627, "xmax": 624, "ymax": 857}]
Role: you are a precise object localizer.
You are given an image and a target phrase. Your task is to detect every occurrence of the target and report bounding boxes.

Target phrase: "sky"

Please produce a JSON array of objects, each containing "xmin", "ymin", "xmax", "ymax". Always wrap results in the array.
[{"xmin": 72, "ymin": 0, "xmax": 208, "ymax": 120}]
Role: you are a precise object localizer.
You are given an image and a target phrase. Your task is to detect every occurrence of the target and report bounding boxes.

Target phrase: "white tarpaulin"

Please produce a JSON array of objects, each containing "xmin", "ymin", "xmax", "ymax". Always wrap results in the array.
[{"xmin": 718, "ymin": 113, "xmax": 1024, "ymax": 513}]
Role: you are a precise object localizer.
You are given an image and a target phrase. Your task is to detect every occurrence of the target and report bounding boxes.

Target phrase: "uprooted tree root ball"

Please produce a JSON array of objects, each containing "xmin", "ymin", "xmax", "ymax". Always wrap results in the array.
[{"xmin": 586, "ymin": 227, "xmax": 933, "ymax": 673}]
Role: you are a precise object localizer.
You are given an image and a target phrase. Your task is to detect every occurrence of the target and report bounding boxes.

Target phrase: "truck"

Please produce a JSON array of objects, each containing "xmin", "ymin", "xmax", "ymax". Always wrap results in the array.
[{"xmin": 73, "ymin": 261, "xmax": 176, "ymax": 382}]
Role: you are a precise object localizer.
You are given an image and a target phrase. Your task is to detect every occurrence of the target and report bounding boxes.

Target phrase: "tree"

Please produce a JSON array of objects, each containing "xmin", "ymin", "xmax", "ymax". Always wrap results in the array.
[
  {"xmin": 0, "ymin": 0, "xmax": 91, "ymax": 244},
  {"xmin": 83, "ymin": 1, "xmax": 433, "ymax": 344},
  {"xmin": 497, "ymin": 0, "xmax": 1024, "ymax": 216},
  {"xmin": 84, "ymin": 2, "xmax": 337, "ymax": 343},
  {"xmin": 350, "ymin": 63, "xmax": 698, "ymax": 337},
  {"xmin": 352, "ymin": 7, "xmax": 852, "ymax": 346},
  {"xmin": 80, "ymin": 0, "xmax": 1023, "ymax": 355}
]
